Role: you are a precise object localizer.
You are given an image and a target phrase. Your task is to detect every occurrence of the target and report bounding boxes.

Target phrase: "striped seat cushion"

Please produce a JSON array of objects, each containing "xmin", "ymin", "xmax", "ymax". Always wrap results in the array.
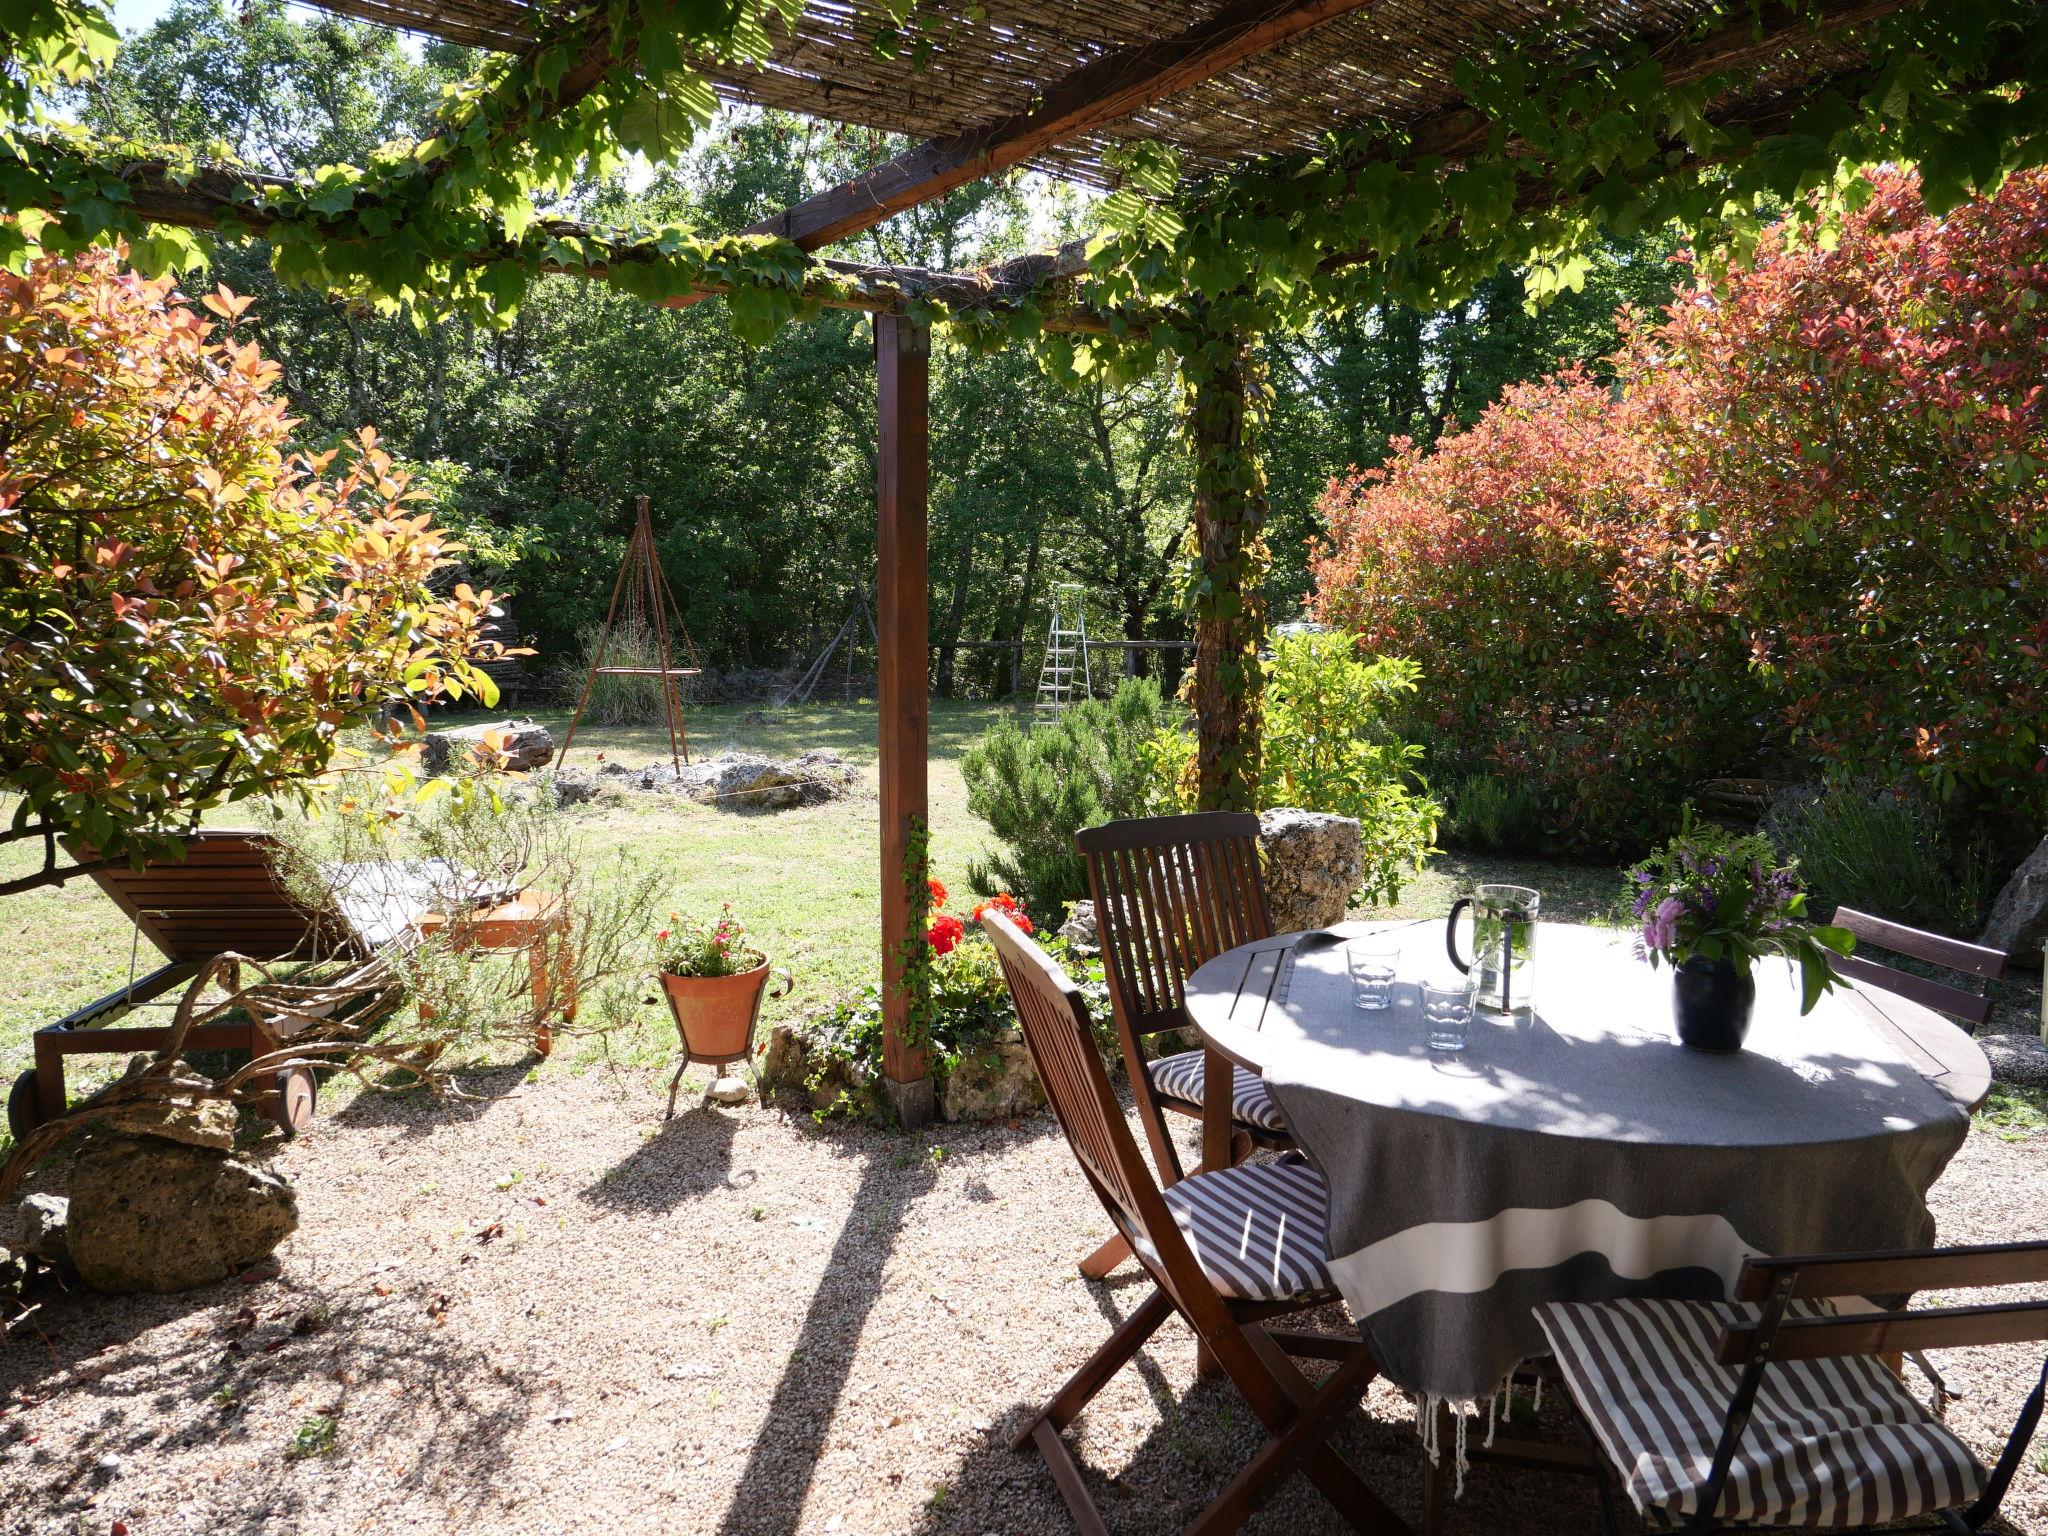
[
  {"xmin": 1146, "ymin": 1049, "xmax": 1289, "ymax": 1135},
  {"xmin": 1147, "ymin": 1161, "xmax": 1333, "ymax": 1301},
  {"xmin": 1536, "ymin": 1296, "xmax": 1985, "ymax": 1528}
]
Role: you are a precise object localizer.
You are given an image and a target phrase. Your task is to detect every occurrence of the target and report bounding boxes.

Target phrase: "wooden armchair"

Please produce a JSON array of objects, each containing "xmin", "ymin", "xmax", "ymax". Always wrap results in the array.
[
  {"xmin": 1829, "ymin": 907, "xmax": 2009, "ymax": 1031},
  {"xmin": 1538, "ymin": 1242, "xmax": 2048, "ymax": 1533},
  {"xmin": 982, "ymin": 910, "xmax": 1399, "ymax": 1536}
]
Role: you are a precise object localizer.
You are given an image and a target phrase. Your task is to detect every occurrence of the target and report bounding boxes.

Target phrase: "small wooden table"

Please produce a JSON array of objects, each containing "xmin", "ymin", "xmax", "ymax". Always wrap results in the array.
[{"xmin": 414, "ymin": 890, "xmax": 576, "ymax": 1056}]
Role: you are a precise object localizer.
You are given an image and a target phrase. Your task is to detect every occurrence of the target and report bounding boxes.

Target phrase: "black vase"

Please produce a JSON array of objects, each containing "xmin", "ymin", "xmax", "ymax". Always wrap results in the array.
[{"xmin": 1672, "ymin": 957, "xmax": 1756, "ymax": 1053}]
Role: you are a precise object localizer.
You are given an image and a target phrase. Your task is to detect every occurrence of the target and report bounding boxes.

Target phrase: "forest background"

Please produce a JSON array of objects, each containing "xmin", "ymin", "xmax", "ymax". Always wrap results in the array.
[{"xmin": 75, "ymin": 0, "xmax": 1682, "ymax": 697}]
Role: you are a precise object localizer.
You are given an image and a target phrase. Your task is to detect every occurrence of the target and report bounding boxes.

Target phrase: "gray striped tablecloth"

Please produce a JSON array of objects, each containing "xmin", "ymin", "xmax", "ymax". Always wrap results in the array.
[{"xmin": 1258, "ymin": 923, "xmax": 1972, "ymax": 1404}]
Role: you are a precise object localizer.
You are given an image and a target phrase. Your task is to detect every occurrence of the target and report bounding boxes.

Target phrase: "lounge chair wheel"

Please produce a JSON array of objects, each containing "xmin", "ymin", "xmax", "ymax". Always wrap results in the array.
[
  {"xmin": 274, "ymin": 1067, "xmax": 317, "ymax": 1136},
  {"xmin": 7, "ymin": 1069, "xmax": 42, "ymax": 1141}
]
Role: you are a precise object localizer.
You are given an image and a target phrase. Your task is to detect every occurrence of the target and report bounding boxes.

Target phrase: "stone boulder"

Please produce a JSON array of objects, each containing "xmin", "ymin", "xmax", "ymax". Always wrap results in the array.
[
  {"xmin": 66, "ymin": 1136, "xmax": 298, "ymax": 1295},
  {"xmin": 422, "ymin": 718, "xmax": 555, "ymax": 775},
  {"xmin": 1983, "ymin": 1031, "xmax": 2048, "ymax": 1090},
  {"xmin": 85, "ymin": 1093, "xmax": 239, "ymax": 1151},
  {"xmin": 16, "ymin": 1193, "xmax": 69, "ymax": 1265},
  {"xmin": 1980, "ymin": 835, "xmax": 2048, "ymax": 966},
  {"xmin": 936, "ymin": 1029, "xmax": 1047, "ymax": 1122},
  {"xmin": 1258, "ymin": 808, "xmax": 1365, "ymax": 932},
  {"xmin": 1058, "ymin": 900, "xmax": 1100, "ymax": 957},
  {"xmin": 676, "ymin": 750, "xmax": 856, "ymax": 811}
]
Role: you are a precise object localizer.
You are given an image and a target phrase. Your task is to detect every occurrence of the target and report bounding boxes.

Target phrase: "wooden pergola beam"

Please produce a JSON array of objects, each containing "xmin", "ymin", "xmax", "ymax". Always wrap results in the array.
[
  {"xmin": 745, "ymin": 0, "xmax": 1386, "ymax": 251},
  {"xmin": 100, "ymin": 158, "xmax": 1126, "ymax": 331}
]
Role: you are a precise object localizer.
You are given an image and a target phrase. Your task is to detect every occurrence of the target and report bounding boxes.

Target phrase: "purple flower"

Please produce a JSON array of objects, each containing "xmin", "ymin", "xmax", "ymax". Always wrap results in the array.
[{"xmin": 1642, "ymin": 896, "xmax": 1685, "ymax": 952}]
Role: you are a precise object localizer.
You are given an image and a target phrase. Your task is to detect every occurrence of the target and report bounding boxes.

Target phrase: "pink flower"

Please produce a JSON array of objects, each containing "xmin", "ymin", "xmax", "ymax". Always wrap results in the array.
[{"xmin": 1642, "ymin": 896, "xmax": 1684, "ymax": 952}]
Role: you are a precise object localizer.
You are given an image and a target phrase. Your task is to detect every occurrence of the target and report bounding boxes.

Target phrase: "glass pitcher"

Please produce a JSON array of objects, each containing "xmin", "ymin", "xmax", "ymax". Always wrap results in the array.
[{"xmin": 1446, "ymin": 884, "xmax": 1540, "ymax": 1018}]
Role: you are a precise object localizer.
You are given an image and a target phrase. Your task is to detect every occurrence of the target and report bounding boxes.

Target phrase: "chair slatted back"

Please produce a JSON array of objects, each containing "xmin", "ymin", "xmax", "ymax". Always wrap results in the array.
[
  {"xmin": 983, "ymin": 910, "xmax": 1190, "ymax": 1272},
  {"xmin": 1692, "ymin": 1240, "xmax": 2048, "ymax": 1532},
  {"xmin": 1077, "ymin": 813, "xmax": 1272, "ymax": 1038},
  {"xmin": 84, "ymin": 830, "xmax": 348, "ymax": 962},
  {"xmin": 1830, "ymin": 906, "xmax": 2007, "ymax": 1029},
  {"xmin": 1734, "ymin": 1240, "xmax": 2048, "ymax": 1304}
]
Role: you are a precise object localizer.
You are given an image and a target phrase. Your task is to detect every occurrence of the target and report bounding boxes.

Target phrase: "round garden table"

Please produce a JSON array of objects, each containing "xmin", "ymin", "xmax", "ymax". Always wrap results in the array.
[{"xmin": 1183, "ymin": 919, "xmax": 1990, "ymax": 1408}]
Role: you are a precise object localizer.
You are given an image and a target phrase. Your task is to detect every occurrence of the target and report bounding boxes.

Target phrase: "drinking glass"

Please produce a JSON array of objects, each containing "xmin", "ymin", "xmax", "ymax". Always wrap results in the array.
[
  {"xmin": 1422, "ymin": 979, "xmax": 1473, "ymax": 1053},
  {"xmin": 1348, "ymin": 939, "xmax": 1400, "ymax": 1011}
]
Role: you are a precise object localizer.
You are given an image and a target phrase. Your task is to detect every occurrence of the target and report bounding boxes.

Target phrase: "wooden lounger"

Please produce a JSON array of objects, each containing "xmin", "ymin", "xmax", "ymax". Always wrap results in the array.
[{"xmin": 8, "ymin": 831, "xmax": 417, "ymax": 1141}]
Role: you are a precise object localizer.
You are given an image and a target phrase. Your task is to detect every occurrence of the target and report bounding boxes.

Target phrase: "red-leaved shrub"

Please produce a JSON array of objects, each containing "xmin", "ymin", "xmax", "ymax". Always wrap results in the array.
[{"xmin": 1311, "ymin": 169, "xmax": 2048, "ymax": 856}]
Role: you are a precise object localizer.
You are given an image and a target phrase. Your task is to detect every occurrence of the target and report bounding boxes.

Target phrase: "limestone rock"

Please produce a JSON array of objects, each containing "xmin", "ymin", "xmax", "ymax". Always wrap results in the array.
[
  {"xmin": 67, "ymin": 1136, "xmax": 297, "ymax": 1295},
  {"xmin": 422, "ymin": 718, "xmax": 555, "ymax": 775},
  {"xmin": 757, "ymin": 1024, "xmax": 805, "ymax": 1093},
  {"xmin": 1058, "ymin": 900, "xmax": 1100, "ymax": 957},
  {"xmin": 705, "ymin": 1075, "xmax": 753, "ymax": 1106},
  {"xmin": 1980, "ymin": 835, "xmax": 2048, "ymax": 965},
  {"xmin": 1982, "ymin": 1030, "xmax": 2048, "ymax": 1090},
  {"xmin": 85, "ymin": 1094, "xmax": 239, "ymax": 1151},
  {"xmin": 677, "ymin": 750, "xmax": 856, "ymax": 811},
  {"xmin": 16, "ymin": 1193, "xmax": 69, "ymax": 1264},
  {"xmin": 937, "ymin": 1030, "xmax": 1046, "ymax": 1122},
  {"xmin": 1258, "ymin": 808, "xmax": 1365, "ymax": 932}
]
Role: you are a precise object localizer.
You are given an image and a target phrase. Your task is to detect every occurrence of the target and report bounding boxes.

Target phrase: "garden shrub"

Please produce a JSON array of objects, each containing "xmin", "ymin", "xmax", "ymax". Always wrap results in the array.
[
  {"xmin": 1438, "ymin": 772, "xmax": 1555, "ymax": 856},
  {"xmin": 1763, "ymin": 785, "xmax": 1999, "ymax": 938},
  {"xmin": 798, "ymin": 931, "xmax": 1114, "ymax": 1124},
  {"xmin": 1151, "ymin": 632, "xmax": 1442, "ymax": 904},
  {"xmin": 0, "ymin": 247, "xmax": 505, "ymax": 890},
  {"xmin": 547, "ymin": 618, "xmax": 680, "ymax": 724},
  {"xmin": 1620, "ymin": 170, "xmax": 2048, "ymax": 841},
  {"xmin": 1312, "ymin": 168, "xmax": 2048, "ymax": 857},
  {"xmin": 1310, "ymin": 370, "xmax": 1756, "ymax": 857},
  {"xmin": 961, "ymin": 677, "xmax": 1173, "ymax": 916}
]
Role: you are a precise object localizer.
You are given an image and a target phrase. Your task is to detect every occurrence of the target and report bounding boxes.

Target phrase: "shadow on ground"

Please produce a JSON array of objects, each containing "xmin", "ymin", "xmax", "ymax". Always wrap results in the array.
[
  {"xmin": 0, "ymin": 1266, "xmax": 539, "ymax": 1536},
  {"xmin": 708, "ymin": 1144, "xmax": 940, "ymax": 1536}
]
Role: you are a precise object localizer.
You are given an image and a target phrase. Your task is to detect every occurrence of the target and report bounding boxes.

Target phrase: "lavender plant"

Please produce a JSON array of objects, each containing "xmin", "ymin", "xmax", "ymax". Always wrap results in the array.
[{"xmin": 1626, "ymin": 817, "xmax": 1856, "ymax": 1014}]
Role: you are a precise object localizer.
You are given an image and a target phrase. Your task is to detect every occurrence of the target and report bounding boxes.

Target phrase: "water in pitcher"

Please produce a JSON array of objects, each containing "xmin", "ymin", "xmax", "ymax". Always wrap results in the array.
[{"xmin": 1447, "ymin": 884, "xmax": 1540, "ymax": 1019}]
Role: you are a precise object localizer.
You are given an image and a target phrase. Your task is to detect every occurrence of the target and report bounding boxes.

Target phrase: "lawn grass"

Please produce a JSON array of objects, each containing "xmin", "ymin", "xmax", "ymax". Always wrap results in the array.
[{"xmin": 0, "ymin": 698, "xmax": 1632, "ymax": 1136}]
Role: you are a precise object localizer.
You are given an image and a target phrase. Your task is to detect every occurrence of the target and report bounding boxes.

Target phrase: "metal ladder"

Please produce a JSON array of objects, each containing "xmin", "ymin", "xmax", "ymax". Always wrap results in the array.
[{"xmin": 1034, "ymin": 583, "xmax": 1093, "ymax": 723}]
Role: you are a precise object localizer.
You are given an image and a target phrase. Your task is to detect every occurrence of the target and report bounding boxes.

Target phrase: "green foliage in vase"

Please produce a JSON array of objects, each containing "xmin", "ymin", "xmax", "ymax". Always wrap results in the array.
[
  {"xmin": 961, "ymin": 679, "xmax": 1174, "ymax": 917},
  {"xmin": 1626, "ymin": 817, "xmax": 1855, "ymax": 1014}
]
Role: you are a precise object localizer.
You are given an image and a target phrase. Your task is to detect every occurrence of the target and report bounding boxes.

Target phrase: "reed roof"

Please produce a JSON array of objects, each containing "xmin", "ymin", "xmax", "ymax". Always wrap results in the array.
[{"xmin": 306, "ymin": 0, "xmax": 1885, "ymax": 187}]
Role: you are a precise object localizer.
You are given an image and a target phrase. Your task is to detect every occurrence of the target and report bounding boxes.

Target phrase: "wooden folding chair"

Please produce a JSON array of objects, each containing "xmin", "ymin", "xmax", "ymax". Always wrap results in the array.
[
  {"xmin": 1077, "ymin": 812, "xmax": 1293, "ymax": 1172},
  {"xmin": 1537, "ymin": 1242, "xmax": 2048, "ymax": 1533},
  {"xmin": 1829, "ymin": 907, "xmax": 2009, "ymax": 1031},
  {"xmin": 984, "ymin": 910, "xmax": 1403, "ymax": 1536}
]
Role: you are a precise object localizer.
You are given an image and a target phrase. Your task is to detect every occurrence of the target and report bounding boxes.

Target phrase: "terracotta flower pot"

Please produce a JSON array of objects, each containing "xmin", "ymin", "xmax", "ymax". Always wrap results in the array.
[{"xmin": 660, "ymin": 960, "xmax": 774, "ymax": 1068}]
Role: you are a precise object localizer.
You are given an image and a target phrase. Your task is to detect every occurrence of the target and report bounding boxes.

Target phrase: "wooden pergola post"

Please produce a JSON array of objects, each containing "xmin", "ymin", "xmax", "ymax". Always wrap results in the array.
[{"xmin": 875, "ymin": 312, "xmax": 934, "ymax": 1126}]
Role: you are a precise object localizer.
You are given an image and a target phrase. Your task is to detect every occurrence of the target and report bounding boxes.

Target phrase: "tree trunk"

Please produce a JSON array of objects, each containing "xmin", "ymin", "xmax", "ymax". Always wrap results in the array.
[
  {"xmin": 1008, "ymin": 516, "xmax": 1045, "ymax": 699},
  {"xmin": 1180, "ymin": 324, "xmax": 1270, "ymax": 813},
  {"xmin": 935, "ymin": 535, "xmax": 973, "ymax": 698}
]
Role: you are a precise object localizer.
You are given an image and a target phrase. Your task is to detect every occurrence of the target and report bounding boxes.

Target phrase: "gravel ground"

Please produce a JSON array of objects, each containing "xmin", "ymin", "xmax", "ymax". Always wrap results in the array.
[{"xmin": 3, "ymin": 1060, "xmax": 2045, "ymax": 1536}]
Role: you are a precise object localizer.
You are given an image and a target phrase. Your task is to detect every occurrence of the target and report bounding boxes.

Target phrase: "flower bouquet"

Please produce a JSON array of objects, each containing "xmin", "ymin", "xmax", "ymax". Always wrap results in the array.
[{"xmin": 1626, "ymin": 819, "xmax": 1855, "ymax": 1050}]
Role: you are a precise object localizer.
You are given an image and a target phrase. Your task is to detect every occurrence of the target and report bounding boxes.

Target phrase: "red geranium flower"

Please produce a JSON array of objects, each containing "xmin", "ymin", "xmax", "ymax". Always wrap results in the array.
[
  {"xmin": 927, "ymin": 876, "xmax": 948, "ymax": 908},
  {"xmin": 971, "ymin": 893, "xmax": 1031, "ymax": 933},
  {"xmin": 926, "ymin": 914, "xmax": 965, "ymax": 955}
]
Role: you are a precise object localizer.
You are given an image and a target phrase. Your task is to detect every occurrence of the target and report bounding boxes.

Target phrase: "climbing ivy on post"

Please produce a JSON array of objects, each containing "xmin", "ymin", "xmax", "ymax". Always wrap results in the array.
[{"xmin": 1177, "ymin": 311, "xmax": 1271, "ymax": 813}]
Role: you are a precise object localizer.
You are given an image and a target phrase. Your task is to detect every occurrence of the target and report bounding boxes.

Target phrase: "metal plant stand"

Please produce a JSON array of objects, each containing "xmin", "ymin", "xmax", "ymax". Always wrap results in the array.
[{"xmin": 558, "ymin": 494, "xmax": 702, "ymax": 774}]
